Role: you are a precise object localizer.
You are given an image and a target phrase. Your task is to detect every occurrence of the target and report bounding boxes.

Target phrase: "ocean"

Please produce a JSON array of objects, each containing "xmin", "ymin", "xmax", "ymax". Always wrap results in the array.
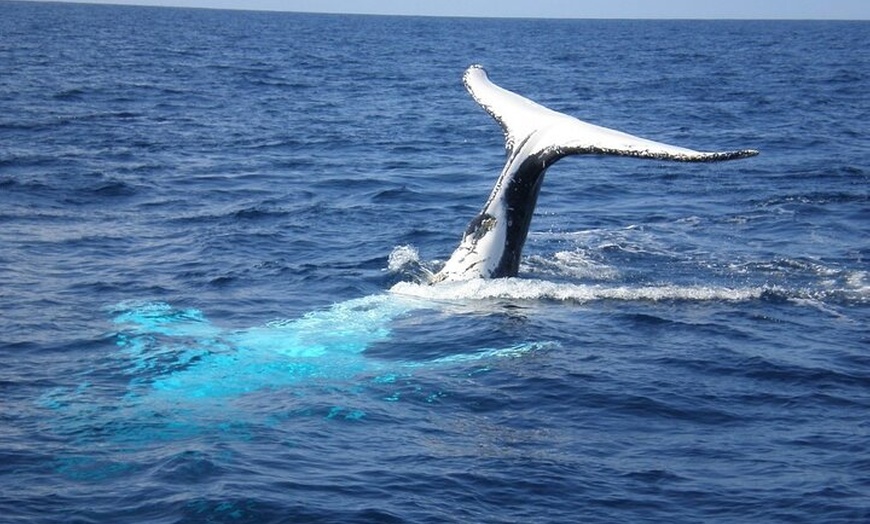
[{"xmin": 1, "ymin": 2, "xmax": 868, "ymax": 522}]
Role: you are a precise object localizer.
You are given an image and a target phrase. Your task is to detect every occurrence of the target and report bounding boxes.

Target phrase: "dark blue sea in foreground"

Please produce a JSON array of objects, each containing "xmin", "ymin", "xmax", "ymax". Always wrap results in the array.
[{"xmin": 1, "ymin": 2, "xmax": 868, "ymax": 522}]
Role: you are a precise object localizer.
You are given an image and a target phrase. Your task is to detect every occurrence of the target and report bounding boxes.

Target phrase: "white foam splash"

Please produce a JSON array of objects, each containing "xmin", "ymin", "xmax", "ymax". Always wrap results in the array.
[
  {"xmin": 390, "ymin": 278, "xmax": 764, "ymax": 303},
  {"xmin": 524, "ymin": 249, "xmax": 620, "ymax": 281},
  {"xmin": 844, "ymin": 270, "xmax": 869, "ymax": 300},
  {"xmin": 424, "ymin": 341, "xmax": 560, "ymax": 365},
  {"xmin": 387, "ymin": 245, "xmax": 422, "ymax": 273},
  {"xmin": 387, "ymin": 244, "xmax": 437, "ymax": 283}
]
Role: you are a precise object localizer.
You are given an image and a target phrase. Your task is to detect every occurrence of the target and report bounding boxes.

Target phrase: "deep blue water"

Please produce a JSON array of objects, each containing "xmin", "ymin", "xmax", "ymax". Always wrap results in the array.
[{"xmin": 1, "ymin": 2, "xmax": 869, "ymax": 522}]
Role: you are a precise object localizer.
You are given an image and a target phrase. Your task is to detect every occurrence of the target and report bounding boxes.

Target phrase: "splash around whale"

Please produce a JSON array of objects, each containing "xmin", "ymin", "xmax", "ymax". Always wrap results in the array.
[{"xmin": 431, "ymin": 65, "xmax": 758, "ymax": 284}]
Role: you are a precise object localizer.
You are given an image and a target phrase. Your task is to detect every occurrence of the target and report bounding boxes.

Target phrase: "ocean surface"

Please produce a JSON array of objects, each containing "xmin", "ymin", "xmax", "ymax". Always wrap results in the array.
[{"xmin": 1, "ymin": 2, "xmax": 868, "ymax": 522}]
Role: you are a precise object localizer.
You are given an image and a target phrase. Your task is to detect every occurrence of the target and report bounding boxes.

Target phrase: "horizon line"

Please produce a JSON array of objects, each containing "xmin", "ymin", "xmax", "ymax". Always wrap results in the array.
[{"xmin": 15, "ymin": 1, "xmax": 870, "ymax": 21}]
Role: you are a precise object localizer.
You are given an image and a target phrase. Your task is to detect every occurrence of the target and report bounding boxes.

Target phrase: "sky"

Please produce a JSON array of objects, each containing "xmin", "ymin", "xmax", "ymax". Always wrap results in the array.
[{"xmin": 31, "ymin": 0, "xmax": 870, "ymax": 19}]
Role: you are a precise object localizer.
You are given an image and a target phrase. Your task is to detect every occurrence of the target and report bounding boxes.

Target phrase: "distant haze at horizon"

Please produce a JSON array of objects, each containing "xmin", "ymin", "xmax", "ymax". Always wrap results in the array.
[{"xmin": 21, "ymin": 0, "xmax": 870, "ymax": 19}]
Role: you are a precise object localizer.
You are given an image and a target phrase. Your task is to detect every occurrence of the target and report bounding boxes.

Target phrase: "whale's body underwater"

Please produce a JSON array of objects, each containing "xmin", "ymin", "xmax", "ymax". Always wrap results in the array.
[{"xmin": 432, "ymin": 65, "xmax": 758, "ymax": 283}]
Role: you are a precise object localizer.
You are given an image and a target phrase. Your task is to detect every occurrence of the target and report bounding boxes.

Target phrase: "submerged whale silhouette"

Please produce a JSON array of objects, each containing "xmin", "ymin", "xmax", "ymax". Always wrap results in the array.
[{"xmin": 433, "ymin": 65, "xmax": 759, "ymax": 283}]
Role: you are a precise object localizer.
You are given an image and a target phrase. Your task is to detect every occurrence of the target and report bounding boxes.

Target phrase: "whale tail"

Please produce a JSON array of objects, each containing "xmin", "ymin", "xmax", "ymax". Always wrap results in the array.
[
  {"xmin": 462, "ymin": 64, "xmax": 759, "ymax": 165},
  {"xmin": 432, "ymin": 66, "xmax": 758, "ymax": 284}
]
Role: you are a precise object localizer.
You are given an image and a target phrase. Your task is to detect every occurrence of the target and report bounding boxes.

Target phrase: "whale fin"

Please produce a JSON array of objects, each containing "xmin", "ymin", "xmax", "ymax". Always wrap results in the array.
[{"xmin": 463, "ymin": 65, "xmax": 759, "ymax": 163}]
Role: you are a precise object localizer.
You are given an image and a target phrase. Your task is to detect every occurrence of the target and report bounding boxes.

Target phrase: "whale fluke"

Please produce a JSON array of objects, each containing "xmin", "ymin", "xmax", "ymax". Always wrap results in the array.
[{"xmin": 432, "ymin": 65, "xmax": 758, "ymax": 283}]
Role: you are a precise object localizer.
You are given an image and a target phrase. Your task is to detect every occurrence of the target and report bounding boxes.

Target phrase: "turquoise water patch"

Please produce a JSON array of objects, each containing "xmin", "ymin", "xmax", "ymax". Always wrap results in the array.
[
  {"xmin": 37, "ymin": 294, "xmax": 555, "ymax": 469},
  {"xmin": 110, "ymin": 295, "xmax": 552, "ymax": 403},
  {"xmin": 111, "ymin": 295, "xmax": 416, "ymax": 405}
]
